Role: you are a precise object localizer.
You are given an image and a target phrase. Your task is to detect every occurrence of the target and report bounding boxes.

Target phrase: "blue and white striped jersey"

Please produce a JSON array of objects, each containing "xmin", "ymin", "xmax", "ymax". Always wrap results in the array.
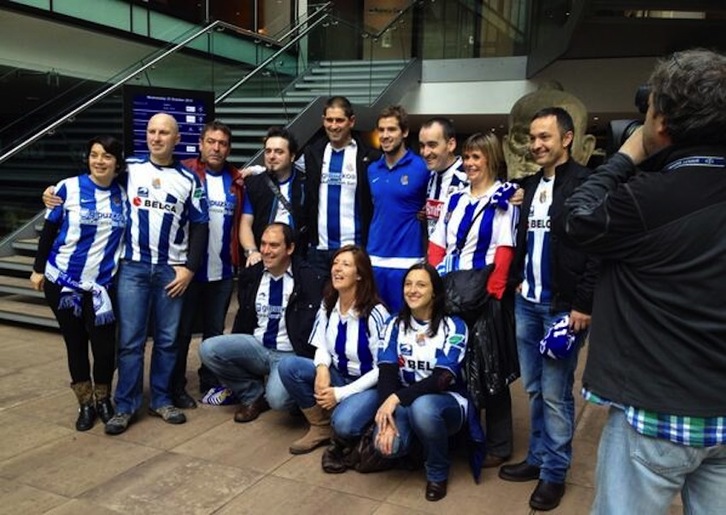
[
  {"xmin": 123, "ymin": 158, "xmax": 208, "ymax": 265},
  {"xmin": 522, "ymin": 176, "xmax": 553, "ymax": 303},
  {"xmin": 254, "ymin": 267, "xmax": 294, "ymax": 351},
  {"xmin": 430, "ymin": 181, "xmax": 518, "ymax": 273},
  {"xmin": 425, "ymin": 156, "xmax": 468, "ymax": 236},
  {"xmin": 46, "ymin": 174, "xmax": 127, "ymax": 288},
  {"xmin": 316, "ymin": 141, "xmax": 362, "ymax": 250},
  {"xmin": 197, "ymin": 169, "xmax": 236, "ymax": 282},
  {"xmin": 378, "ymin": 315, "xmax": 468, "ymax": 410},
  {"xmin": 310, "ymin": 301, "xmax": 389, "ymax": 378},
  {"xmin": 367, "ymin": 149, "xmax": 429, "ymax": 268}
]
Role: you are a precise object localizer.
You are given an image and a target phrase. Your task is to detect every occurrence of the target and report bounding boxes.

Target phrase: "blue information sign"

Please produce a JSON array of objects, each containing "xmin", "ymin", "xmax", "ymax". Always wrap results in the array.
[{"xmin": 123, "ymin": 85, "xmax": 215, "ymax": 160}]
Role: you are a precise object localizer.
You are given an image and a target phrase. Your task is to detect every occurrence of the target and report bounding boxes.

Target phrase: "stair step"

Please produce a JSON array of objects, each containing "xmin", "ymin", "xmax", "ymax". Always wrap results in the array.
[
  {"xmin": 0, "ymin": 275, "xmax": 44, "ymax": 298},
  {"xmin": 218, "ymin": 97, "xmax": 310, "ymax": 106},
  {"xmin": 0, "ymin": 255, "xmax": 35, "ymax": 273},
  {"xmin": 294, "ymin": 84, "xmax": 388, "ymax": 93},
  {"xmin": 214, "ymin": 106, "xmax": 305, "ymax": 115},
  {"xmin": 12, "ymin": 238, "xmax": 39, "ymax": 253},
  {"xmin": 0, "ymin": 295, "xmax": 57, "ymax": 328},
  {"xmin": 215, "ymin": 117, "xmax": 297, "ymax": 127}
]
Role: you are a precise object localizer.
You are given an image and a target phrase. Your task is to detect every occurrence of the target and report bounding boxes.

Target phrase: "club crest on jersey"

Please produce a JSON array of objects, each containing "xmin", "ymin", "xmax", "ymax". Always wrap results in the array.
[
  {"xmin": 400, "ymin": 341, "xmax": 413, "ymax": 356},
  {"xmin": 401, "ymin": 174, "xmax": 409, "ymax": 186},
  {"xmin": 152, "ymin": 177, "xmax": 162, "ymax": 189}
]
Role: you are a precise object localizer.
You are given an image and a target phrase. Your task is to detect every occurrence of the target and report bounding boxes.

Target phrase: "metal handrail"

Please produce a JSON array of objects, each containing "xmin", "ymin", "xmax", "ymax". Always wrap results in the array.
[
  {"xmin": 0, "ymin": 2, "xmax": 333, "ymax": 166},
  {"xmin": 216, "ymin": 0, "xmax": 423, "ymax": 103},
  {"xmin": 0, "ymin": 22, "xmax": 220, "ymax": 165},
  {"xmin": 216, "ymin": 10, "xmax": 333, "ymax": 103}
]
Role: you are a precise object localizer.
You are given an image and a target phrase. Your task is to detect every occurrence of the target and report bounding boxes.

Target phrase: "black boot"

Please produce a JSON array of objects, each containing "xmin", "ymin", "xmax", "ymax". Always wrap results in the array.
[
  {"xmin": 71, "ymin": 381, "xmax": 97, "ymax": 431},
  {"xmin": 322, "ymin": 436, "xmax": 357, "ymax": 474},
  {"xmin": 94, "ymin": 383, "xmax": 115, "ymax": 423}
]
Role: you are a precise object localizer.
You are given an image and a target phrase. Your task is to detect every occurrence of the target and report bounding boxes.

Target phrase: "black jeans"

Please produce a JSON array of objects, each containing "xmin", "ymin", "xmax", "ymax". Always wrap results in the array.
[
  {"xmin": 44, "ymin": 280, "xmax": 116, "ymax": 385},
  {"xmin": 171, "ymin": 278, "xmax": 233, "ymax": 392}
]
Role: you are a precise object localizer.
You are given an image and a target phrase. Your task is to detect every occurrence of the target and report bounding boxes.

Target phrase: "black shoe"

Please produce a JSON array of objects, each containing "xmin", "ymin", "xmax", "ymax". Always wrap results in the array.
[
  {"xmin": 498, "ymin": 460, "xmax": 541, "ymax": 482},
  {"xmin": 172, "ymin": 389, "xmax": 198, "ymax": 410},
  {"xmin": 76, "ymin": 403, "xmax": 97, "ymax": 431},
  {"xmin": 425, "ymin": 480, "xmax": 448, "ymax": 502},
  {"xmin": 529, "ymin": 480, "xmax": 566, "ymax": 511},
  {"xmin": 96, "ymin": 398, "xmax": 115, "ymax": 424}
]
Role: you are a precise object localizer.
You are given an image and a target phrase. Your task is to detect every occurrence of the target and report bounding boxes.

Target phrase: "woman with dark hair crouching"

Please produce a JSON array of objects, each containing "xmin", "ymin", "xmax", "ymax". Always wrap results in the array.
[
  {"xmin": 30, "ymin": 135, "xmax": 127, "ymax": 431},
  {"xmin": 278, "ymin": 245, "xmax": 389, "ymax": 466},
  {"xmin": 374, "ymin": 263, "xmax": 469, "ymax": 501}
]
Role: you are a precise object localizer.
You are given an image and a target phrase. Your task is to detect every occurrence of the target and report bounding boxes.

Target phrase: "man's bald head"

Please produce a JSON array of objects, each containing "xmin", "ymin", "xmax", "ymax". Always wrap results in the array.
[{"xmin": 146, "ymin": 113, "xmax": 180, "ymax": 166}]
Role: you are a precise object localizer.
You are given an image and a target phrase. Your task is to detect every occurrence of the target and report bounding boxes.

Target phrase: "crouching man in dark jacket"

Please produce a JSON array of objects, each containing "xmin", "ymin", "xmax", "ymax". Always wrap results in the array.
[{"xmin": 199, "ymin": 222, "xmax": 323, "ymax": 423}]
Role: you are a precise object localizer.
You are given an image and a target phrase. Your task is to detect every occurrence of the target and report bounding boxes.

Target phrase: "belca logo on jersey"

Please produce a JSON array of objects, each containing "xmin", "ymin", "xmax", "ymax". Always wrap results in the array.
[{"xmin": 132, "ymin": 196, "xmax": 177, "ymax": 213}]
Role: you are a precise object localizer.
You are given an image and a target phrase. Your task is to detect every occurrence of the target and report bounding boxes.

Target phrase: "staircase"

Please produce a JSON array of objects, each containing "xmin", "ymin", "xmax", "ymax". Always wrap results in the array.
[
  {"xmin": 218, "ymin": 59, "xmax": 409, "ymax": 165},
  {"xmin": 0, "ymin": 213, "xmax": 57, "ymax": 328},
  {"xmin": 0, "ymin": 58, "xmax": 414, "ymax": 328}
]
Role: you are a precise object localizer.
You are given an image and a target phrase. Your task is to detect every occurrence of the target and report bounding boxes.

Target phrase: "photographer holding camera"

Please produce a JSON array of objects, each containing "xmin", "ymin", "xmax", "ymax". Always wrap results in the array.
[{"xmin": 565, "ymin": 48, "xmax": 726, "ymax": 514}]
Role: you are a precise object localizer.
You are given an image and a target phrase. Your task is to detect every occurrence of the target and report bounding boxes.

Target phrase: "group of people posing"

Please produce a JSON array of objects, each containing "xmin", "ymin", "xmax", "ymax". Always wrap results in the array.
[
  {"xmin": 36, "ymin": 47, "xmax": 726, "ymax": 513},
  {"xmin": 33, "ymin": 95, "xmax": 591, "ymax": 509}
]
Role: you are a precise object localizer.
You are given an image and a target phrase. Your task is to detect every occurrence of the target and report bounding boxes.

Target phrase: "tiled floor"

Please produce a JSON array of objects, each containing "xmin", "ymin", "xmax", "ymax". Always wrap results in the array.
[{"xmin": 0, "ymin": 321, "xmax": 684, "ymax": 514}]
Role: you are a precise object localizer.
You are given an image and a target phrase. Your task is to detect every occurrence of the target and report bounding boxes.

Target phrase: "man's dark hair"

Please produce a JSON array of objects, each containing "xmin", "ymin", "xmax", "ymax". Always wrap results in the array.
[
  {"xmin": 532, "ymin": 107, "xmax": 575, "ymax": 151},
  {"xmin": 86, "ymin": 135, "xmax": 124, "ymax": 173},
  {"xmin": 421, "ymin": 117, "xmax": 456, "ymax": 141},
  {"xmin": 377, "ymin": 105, "xmax": 409, "ymax": 133},
  {"xmin": 264, "ymin": 126, "xmax": 299, "ymax": 157},
  {"xmin": 264, "ymin": 222, "xmax": 295, "ymax": 248},
  {"xmin": 324, "ymin": 96, "xmax": 354, "ymax": 119},
  {"xmin": 201, "ymin": 120, "xmax": 232, "ymax": 140},
  {"xmin": 649, "ymin": 48, "xmax": 726, "ymax": 146}
]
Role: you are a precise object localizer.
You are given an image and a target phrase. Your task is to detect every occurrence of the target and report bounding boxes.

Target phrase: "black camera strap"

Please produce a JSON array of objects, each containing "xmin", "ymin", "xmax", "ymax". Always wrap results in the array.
[{"xmin": 262, "ymin": 172, "xmax": 295, "ymax": 215}]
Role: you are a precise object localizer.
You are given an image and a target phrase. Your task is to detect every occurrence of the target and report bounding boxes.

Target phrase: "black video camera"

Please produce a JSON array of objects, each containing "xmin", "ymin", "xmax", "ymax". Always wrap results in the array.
[{"xmin": 606, "ymin": 85, "xmax": 651, "ymax": 155}]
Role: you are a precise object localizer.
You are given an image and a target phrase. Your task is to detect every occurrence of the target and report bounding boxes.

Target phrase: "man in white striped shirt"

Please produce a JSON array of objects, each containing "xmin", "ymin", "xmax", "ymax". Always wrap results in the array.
[{"xmin": 105, "ymin": 113, "xmax": 209, "ymax": 435}]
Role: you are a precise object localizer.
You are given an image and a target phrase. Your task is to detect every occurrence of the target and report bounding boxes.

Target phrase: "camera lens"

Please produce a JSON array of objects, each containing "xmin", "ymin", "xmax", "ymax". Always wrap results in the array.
[
  {"xmin": 635, "ymin": 84, "xmax": 651, "ymax": 114},
  {"xmin": 607, "ymin": 120, "xmax": 642, "ymax": 156}
]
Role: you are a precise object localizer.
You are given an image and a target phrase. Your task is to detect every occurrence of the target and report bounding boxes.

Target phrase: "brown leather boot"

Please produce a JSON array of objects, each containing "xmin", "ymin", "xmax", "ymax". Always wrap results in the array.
[
  {"xmin": 70, "ymin": 381, "xmax": 96, "ymax": 431},
  {"xmin": 289, "ymin": 405, "xmax": 333, "ymax": 455}
]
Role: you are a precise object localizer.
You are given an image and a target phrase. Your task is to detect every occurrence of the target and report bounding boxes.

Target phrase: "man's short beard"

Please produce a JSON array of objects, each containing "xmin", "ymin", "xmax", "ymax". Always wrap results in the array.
[{"xmin": 384, "ymin": 141, "xmax": 404, "ymax": 157}]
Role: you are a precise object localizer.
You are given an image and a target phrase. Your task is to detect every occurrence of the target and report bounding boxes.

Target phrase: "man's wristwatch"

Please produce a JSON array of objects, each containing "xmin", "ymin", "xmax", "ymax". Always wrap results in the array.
[{"xmin": 244, "ymin": 248, "xmax": 259, "ymax": 258}]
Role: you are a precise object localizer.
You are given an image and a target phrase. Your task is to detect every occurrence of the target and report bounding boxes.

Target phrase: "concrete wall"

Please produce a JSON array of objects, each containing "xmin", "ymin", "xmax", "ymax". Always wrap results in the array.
[{"xmin": 403, "ymin": 56, "xmax": 656, "ymax": 119}]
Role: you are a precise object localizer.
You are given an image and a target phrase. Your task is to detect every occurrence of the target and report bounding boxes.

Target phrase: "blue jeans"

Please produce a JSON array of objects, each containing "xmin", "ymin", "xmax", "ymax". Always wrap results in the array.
[
  {"xmin": 278, "ymin": 356, "xmax": 379, "ymax": 438},
  {"xmin": 114, "ymin": 260, "xmax": 184, "ymax": 413},
  {"xmin": 372, "ymin": 266, "xmax": 407, "ymax": 314},
  {"xmin": 171, "ymin": 278, "xmax": 233, "ymax": 391},
  {"xmin": 375, "ymin": 393, "xmax": 464, "ymax": 482},
  {"xmin": 515, "ymin": 294, "xmax": 581, "ymax": 483},
  {"xmin": 198, "ymin": 333, "xmax": 295, "ymax": 411},
  {"xmin": 592, "ymin": 408, "xmax": 726, "ymax": 515}
]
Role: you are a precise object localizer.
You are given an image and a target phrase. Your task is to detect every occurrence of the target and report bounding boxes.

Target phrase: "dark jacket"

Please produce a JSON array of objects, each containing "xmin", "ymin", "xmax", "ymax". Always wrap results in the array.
[
  {"xmin": 565, "ymin": 145, "xmax": 726, "ymax": 417},
  {"xmin": 244, "ymin": 169, "xmax": 307, "ymax": 248},
  {"xmin": 304, "ymin": 134, "xmax": 381, "ymax": 248},
  {"xmin": 510, "ymin": 159, "xmax": 599, "ymax": 314},
  {"xmin": 231, "ymin": 257, "xmax": 323, "ymax": 358},
  {"xmin": 182, "ymin": 157, "xmax": 244, "ymax": 267}
]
